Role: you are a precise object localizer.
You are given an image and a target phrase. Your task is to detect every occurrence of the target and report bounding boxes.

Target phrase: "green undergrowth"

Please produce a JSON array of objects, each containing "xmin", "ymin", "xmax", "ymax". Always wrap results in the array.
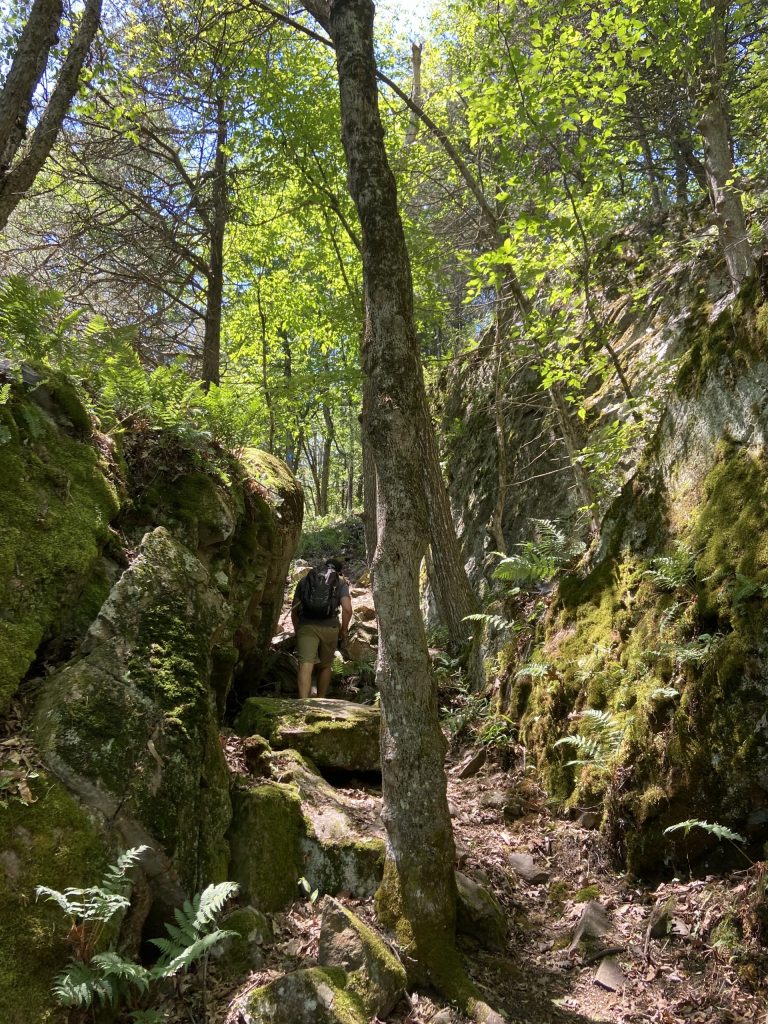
[{"xmin": 296, "ymin": 511, "xmax": 365, "ymax": 563}]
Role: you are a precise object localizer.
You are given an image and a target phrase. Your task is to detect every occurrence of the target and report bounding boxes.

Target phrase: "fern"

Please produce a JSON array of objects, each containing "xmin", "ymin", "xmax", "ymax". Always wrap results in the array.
[
  {"xmin": 463, "ymin": 612, "xmax": 515, "ymax": 634},
  {"xmin": 515, "ymin": 661, "xmax": 552, "ymax": 680},
  {"xmin": 664, "ymin": 819, "xmax": 746, "ymax": 844},
  {"xmin": 493, "ymin": 519, "xmax": 585, "ymax": 587},
  {"xmin": 40, "ymin": 849, "xmax": 238, "ymax": 1018},
  {"xmin": 151, "ymin": 881, "xmax": 239, "ymax": 976},
  {"xmin": 554, "ymin": 709, "xmax": 628, "ymax": 767},
  {"xmin": 645, "ymin": 546, "xmax": 696, "ymax": 591}
]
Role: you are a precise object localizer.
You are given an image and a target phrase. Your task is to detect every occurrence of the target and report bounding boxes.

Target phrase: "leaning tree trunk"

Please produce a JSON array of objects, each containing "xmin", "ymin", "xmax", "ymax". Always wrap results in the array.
[
  {"xmin": 698, "ymin": 0, "xmax": 754, "ymax": 291},
  {"xmin": 0, "ymin": 0, "xmax": 102, "ymax": 232},
  {"xmin": 305, "ymin": 2, "xmax": 501, "ymax": 1019}
]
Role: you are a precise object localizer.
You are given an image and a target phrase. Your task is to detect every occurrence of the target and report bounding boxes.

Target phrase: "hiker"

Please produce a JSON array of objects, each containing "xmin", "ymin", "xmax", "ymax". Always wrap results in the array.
[{"xmin": 291, "ymin": 558, "xmax": 352, "ymax": 699}]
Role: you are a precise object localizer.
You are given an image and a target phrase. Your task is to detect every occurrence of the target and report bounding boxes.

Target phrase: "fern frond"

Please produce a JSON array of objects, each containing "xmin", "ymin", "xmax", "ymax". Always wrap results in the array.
[
  {"xmin": 192, "ymin": 882, "xmax": 239, "ymax": 930},
  {"xmin": 52, "ymin": 961, "xmax": 119, "ymax": 1008},
  {"xmin": 663, "ymin": 819, "xmax": 746, "ymax": 843},
  {"xmin": 154, "ymin": 929, "xmax": 237, "ymax": 977},
  {"xmin": 90, "ymin": 953, "xmax": 151, "ymax": 994}
]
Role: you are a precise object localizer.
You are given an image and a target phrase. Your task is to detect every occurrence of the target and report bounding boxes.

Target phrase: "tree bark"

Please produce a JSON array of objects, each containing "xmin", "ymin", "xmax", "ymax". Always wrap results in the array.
[
  {"xmin": 0, "ymin": 0, "xmax": 63, "ymax": 172},
  {"xmin": 698, "ymin": 0, "xmax": 754, "ymax": 291},
  {"xmin": 306, "ymin": 2, "xmax": 500, "ymax": 1018},
  {"xmin": 361, "ymin": 373, "xmax": 378, "ymax": 564},
  {"xmin": 0, "ymin": 0, "xmax": 103, "ymax": 233},
  {"xmin": 404, "ymin": 42, "xmax": 423, "ymax": 149},
  {"xmin": 202, "ymin": 94, "xmax": 227, "ymax": 389}
]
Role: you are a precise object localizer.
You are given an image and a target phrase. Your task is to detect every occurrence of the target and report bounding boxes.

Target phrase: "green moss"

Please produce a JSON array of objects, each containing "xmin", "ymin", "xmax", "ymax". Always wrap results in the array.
[
  {"xmin": 0, "ymin": 385, "xmax": 119, "ymax": 710},
  {"xmin": 234, "ymin": 698, "xmax": 381, "ymax": 773},
  {"xmin": 245, "ymin": 967, "xmax": 367, "ymax": 1024},
  {"xmin": 0, "ymin": 772, "xmax": 108, "ymax": 1024},
  {"xmin": 228, "ymin": 781, "xmax": 305, "ymax": 912},
  {"xmin": 574, "ymin": 884, "xmax": 600, "ymax": 902},
  {"xmin": 547, "ymin": 880, "xmax": 571, "ymax": 911},
  {"xmin": 327, "ymin": 903, "xmax": 407, "ymax": 1015},
  {"xmin": 676, "ymin": 277, "xmax": 765, "ymax": 396}
]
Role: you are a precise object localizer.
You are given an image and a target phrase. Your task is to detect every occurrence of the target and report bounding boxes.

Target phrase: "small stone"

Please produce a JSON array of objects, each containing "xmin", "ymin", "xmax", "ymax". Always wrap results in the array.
[
  {"xmin": 456, "ymin": 748, "xmax": 486, "ymax": 779},
  {"xmin": 448, "ymin": 801, "xmax": 460, "ymax": 818},
  {"xmin": 479, "ymin": 789, "xmax": 508, "ymax": 810},
  {"xmin": 354, "ymin": 602, "xmax": 376, "ymax": 622},
  {"xmin": 455, "ymin": 871, "xmax": 507, "ymax": 951},
  {"xmin": 318, "ymin": 897, "xmax": 406, "ymax": 1018},
  {"xmin": 568, "ymin": 901, "xmax": 611, "ymax": 951},
  {"xmin": 594, "ymin": 956, "xmax": 626, "ymax": 992},
  {"xmin": 508, "ymin": 852, "xmax": 549, "ymax": 885},
  {"xmin": 577, "ymin": 811, "xmax": 601, "ymax": 829}
]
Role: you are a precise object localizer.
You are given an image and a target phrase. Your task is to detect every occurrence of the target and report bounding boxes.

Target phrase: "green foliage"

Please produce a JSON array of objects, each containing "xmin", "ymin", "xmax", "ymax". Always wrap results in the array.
[
  {"xmin": 651, "ymin": 632, "xmax": 721, "ymax": 667},
  {"xmin": 38, "ymin": 847, "xmax": 238, "ymax": 1017},
  {"xmin": 644, "ymin": 546, "xmax": 696, "ymax": 591},
  {"xmin": 295, "ymin": 512, "xmax": 365, "ymax": 562},
  {"xmin": 554, "ymin": 709, "xmax": 627, "ymax": 767},
  {"xmin": 663, "ymin": 819, "xmax": 747, "ymax": 845},
  {"xmin": 493, "ymin": 519, "xmax": 586, "ymax": 587}
]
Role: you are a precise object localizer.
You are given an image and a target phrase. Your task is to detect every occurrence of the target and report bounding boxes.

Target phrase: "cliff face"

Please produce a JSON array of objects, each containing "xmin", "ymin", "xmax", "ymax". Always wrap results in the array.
[
  {"xmin": 0, "ymin": 365, "xmax": 302, "ymax": 1022},
  {"xmin": 442, "ymin": 260, "xmax": 768, "ymax": 874}
]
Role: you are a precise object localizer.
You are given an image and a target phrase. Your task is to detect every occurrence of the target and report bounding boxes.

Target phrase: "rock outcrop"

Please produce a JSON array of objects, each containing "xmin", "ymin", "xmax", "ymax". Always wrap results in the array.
[
  {"xmin": 234, "ymin": 697, "xmax": 381, "ymax": 773},
  {"xmin": 0, "ymin": 365, "xmax": 303, "ymax": 1021},
  {"xmin": 228, "ymin": 749, "xmax": 385, "ymax": 909}
]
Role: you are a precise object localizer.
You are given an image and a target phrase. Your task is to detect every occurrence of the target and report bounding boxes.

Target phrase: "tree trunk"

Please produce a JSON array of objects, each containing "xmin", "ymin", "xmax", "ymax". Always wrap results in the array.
[
  {"xmin": 202, "ymin": 94, "xmax": 227, "ymax": 389},
  {"xmin": 307, "ymin": 2, "xmax": 500, "ymax": 1017},
  {"xmin": 361, "ymin": 372, "xmax": 378, "ymax": 564},
  {"xmin": 698, "ymin": 0, "xmax": 754, "ymax": 291},
  {"xmin": 0, "ymin": 0, "xmax": 102, "ymax": 232},
  {"xmin": 404, "ymin": 42, "xmax": 423, "ymax": 148},
  {"xmin": 0, "ymin": 0, "xmax": 63, "ymax": 171}
]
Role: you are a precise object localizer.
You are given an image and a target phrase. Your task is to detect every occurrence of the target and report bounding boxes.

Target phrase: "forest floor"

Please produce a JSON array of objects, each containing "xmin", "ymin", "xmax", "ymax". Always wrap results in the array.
[{"xmin": 208, "ymin": 561, "xmax": 768, "ymax": 1024}]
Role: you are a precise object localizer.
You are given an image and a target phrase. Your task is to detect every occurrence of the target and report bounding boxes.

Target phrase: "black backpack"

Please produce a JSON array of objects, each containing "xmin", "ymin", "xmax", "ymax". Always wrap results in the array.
[{"xmin": 298, "ymin": 566, "xmax": 341, "ymax": 620}]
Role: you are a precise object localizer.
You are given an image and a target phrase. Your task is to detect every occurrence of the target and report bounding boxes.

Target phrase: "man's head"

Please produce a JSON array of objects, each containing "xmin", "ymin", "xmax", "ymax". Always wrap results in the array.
[{"xmin": 326, "ymin": 558, "xmax": 344, "ymax": 574}]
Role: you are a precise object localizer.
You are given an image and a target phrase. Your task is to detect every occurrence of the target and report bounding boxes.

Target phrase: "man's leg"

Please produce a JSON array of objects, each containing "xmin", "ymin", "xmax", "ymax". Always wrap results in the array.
[
  {"xmin": 297, "ymin": 660, "xmax": 314, "ymax": 698},
  {"xmin": 315, "ymin": 626, "xmax": 338, "ymax": 698},
  {"xmin": 316, "ymin": 665, "xmax": 332, "ymax": 697},
  {"xmin": 296, "ymin": 625, "xmax": 319, "ymax": 698}
]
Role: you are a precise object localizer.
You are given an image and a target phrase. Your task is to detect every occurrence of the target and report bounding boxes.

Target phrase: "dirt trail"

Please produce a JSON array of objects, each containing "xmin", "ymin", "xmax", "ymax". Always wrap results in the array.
[{"xmin": 214, "ymin": 572, "xmax": 767, "ymax": 1024}]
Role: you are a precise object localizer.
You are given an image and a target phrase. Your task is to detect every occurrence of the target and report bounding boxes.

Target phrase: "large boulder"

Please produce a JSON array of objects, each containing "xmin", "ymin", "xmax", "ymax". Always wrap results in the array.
[
  {"xmin": 318, "ymin": 897, "xmax": 406, "ymax": 1018},
  {"xmin": 34, "ymin": 527, "xmax": 232, "ymax": 891},
  {"xmin": 234, "ymin": 697, "xmax": 380, "ymax": 772},
  {"xmin": 0, "ymin": 366, "xmax": 119, "ymax": 712},
  {"xmin": 228, "ymin": 750, "xmax": 385, "ymax": 910},
  {"xmin": 240, "ymin": 967, "xmax": 367, "ymax": 1024}
]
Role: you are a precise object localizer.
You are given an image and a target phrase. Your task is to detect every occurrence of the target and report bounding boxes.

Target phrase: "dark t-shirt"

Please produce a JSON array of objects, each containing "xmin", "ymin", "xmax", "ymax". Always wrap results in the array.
[{"xmin": 293, "ymin": 575, "xmax": 350, "ymax": 628}]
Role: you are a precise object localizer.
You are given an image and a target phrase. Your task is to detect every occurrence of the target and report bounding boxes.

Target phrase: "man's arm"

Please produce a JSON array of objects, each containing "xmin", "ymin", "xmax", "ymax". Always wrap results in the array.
[
  {"xmin": 290, "ymin": 587, "xmax": 301, "ymax": 634},
  {"xmin": 339, "ymin": 595, "xmax": 352, "ymax": 639}
]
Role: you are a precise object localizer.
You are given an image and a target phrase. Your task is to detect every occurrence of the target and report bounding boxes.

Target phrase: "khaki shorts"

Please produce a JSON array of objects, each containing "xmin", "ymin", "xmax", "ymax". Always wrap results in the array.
[{"xmin": 296, "ymin": 623, "xmax": 338, "ymax": 668}]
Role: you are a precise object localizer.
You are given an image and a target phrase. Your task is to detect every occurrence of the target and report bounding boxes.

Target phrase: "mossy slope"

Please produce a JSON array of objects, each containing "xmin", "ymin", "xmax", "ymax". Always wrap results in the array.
[{"xmin": 509, "ymin": 285, "xmax": 768, "ymax": 874}]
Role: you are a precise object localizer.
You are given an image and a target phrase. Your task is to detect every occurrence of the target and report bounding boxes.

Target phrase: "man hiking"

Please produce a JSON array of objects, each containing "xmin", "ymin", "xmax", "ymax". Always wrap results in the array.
[{"xmin": 291, "ymin": 558, "xmax": 352, "ymax": 699}]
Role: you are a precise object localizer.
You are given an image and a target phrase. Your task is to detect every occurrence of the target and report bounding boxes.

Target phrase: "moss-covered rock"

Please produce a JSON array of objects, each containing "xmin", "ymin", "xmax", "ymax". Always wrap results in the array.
[
  {"xmin": 34, "ymin": 528, "xmax": 232, "ymax": 892},
  {"xmin": 318, "ymin": 897, "xmax": 406, "ymax": 1018},
  {"xmin": 0, "ymin": 771, "xmax": 108, "ymax": 1024},
  {"xmin": 228, "ymin": 751, "xmax": 385, "ymax": 912},
  {"xmin": 504, "ymin": 283, "xmax": 768, "ymax": 875},
  {"xmin": 241, "ymin": 967, "xmax": 367, "ymax": 1024},
  {"xmin": 234, "ymin": 697, "xmax": 380, "ymax": 773},
  {"xmin": 0, "ymin": 370, "xmax": 119, "ymax": 711}
]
